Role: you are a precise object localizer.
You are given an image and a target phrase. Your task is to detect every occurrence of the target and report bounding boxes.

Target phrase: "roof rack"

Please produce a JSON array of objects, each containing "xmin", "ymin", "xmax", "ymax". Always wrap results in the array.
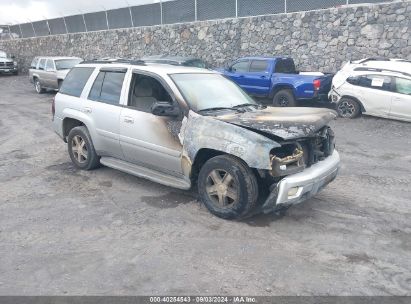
[
  {"xmin": 357, "ymin": 57, "xmax": 390, "ymax": 64},
  {"xmin": 353, "ymin": 67, "xmax": 411, "ymax": 78},
  {"xmin": 80, "ymin": 58, "xmax": 146, "ymax": 65}
]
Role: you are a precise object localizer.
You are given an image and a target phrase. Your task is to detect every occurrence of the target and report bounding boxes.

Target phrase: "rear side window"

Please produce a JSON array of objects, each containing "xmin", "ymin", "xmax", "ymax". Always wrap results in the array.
[
  {"xmin": 275, "ymin": 59, "xmax": 296, "ymax": 74},
  {"xmin": 38, "ymin": 59, "xmax": 46, "ymax": 70},
  {"xmin": 358, "ymin": 75, "xmax": 392, "ymax": 91},
  {"xmin": 31, "ymin": 57, "xmax": 39, "ymax": 69},
  {"xmin": 249, "ymin": 60, "xmax": 269, "ymax": 73},
  {"xmin": 88, "ymin": 71, "xmax": 125, "ymax": 105},
  {"xmin": 395, "ymin": 77, "xmax": 411, "ymax": 95},
  {"xmin": 59, "ymin": 67, "xmax": 95, "ymax": 97}
]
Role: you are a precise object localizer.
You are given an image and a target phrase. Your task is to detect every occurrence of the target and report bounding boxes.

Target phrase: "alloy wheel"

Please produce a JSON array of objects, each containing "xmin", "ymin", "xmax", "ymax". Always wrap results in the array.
[
  {"xmin": 206, "ymin": 169, "xmax": 238, "ymax": 208},
  {"xmin": 71, "ymin": 135, "xmax": 88, "ymax": 164},
  {"xmin": 338, "ymin": 100, "xmax": 355, "ymax": 118}
]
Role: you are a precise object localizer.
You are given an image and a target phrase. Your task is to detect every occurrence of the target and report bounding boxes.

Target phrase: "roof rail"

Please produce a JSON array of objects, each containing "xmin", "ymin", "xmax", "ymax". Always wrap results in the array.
[
  {"xmin": 354, "ymin": 67, "xmax": 411, "ymax": 78},
  {"xmin": 80, "ymin": 58, "xmax": 146, "ymax": 65},
  {"xmin": 357, "ymin": 57, "xmax": 390, "ymax": 64}
]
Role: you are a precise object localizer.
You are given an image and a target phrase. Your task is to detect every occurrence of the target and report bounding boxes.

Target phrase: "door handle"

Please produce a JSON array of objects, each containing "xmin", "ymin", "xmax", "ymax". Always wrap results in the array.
[
  {"xmin": 238, "ymin": 75, "xmax": 245, "ymax": 78},
  {"xmin": 260, "ymin": 76, "xmax": 267, "ymax": 79},
  {"xmin": 83, "ymin": 107, "xmax": 92, "ymax": 114},
  {"xmin": 123, "ymin": 117, "xmax": 134, "ymax": 124}
]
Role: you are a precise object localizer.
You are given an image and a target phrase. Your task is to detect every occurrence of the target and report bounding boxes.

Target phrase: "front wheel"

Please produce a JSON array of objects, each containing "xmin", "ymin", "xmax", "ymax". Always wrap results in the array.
[
  {"xmin": 67, "ymin": 126, "xmax": 100, "ymax": 170},
  {"xmin": 197, "ymin": 155, "xmax": 259, "ymax": 219},
  {"xmin": 273, "ymin": 89, "xmax": 297, "ymax": 107},
  {"xmin": 34, "ymin": 78, "xmax": 45, "ymax": 94},
  {"xmin": 337, "ymin": 97, "xmax": 361, "ymax": 118}
]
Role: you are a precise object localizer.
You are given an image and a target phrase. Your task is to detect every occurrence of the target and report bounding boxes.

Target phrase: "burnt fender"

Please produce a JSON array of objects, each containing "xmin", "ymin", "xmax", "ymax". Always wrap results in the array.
[{"xmin": 180, "ymin": 111, "xmax": 280, "ymax": 170}]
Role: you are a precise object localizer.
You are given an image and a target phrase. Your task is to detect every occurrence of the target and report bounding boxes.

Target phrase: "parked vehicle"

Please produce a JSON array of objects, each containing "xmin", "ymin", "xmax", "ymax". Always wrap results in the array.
[
  {"xmin": 0, "ymin": 50, "xmax": 18, "ymax": 75},
  {"xmin": 29, "ymin": 56, "xmax": 83, "ymax": 93},
  {"xmin": 53, "ymin": 59, "xmax": 340, "ymax": 219},
  {"xmin": 329, "ymin": 58, "xmax": 411, "ymax": 122},
  {"xmin": 218, "ymin": 56, "xmax": 333, "ymax": 106},
  {"xmin": 141, "ymin": 55, "xmax": 209, "ymax": 69}
]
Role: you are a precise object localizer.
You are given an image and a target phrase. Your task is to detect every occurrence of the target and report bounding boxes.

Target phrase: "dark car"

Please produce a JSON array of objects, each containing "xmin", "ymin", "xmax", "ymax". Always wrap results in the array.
[{"xmin": 141, "ymin": 55, "xmax": 209, "ymax": 69}]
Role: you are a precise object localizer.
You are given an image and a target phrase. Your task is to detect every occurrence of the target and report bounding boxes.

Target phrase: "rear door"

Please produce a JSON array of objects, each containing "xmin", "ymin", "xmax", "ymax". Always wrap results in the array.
[
  {"xmin": 390, "ymin": 77, "xmax": 411, "ymax": 121},
  {"xmin": 225, "ymin": 60, "xmax": 250, "ymax": 90},
  {"xmin": 84, "ymin": 68, "xmax": 127, "ymax": 159}
]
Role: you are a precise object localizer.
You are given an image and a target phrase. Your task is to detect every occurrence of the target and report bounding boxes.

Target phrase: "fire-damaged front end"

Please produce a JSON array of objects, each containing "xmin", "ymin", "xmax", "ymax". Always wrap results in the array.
[{"xmin": 181, "ymin": 107, "xmax": 340, "ymax": 214}]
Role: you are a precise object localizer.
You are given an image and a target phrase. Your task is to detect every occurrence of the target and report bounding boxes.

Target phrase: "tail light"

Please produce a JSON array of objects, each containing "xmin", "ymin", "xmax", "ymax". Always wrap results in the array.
[
  {"xmin": 52, "ymin": 96, "xmax": 55, "ymax": 120},
  {"xmin": 313, "ymin": 79, "xmax": 321, "ymax": 91}
]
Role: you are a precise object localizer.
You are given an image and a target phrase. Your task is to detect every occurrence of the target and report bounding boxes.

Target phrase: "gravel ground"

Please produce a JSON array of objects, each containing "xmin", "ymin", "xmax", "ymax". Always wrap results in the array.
[{"xmin": 0, "ymin": 76, "xmax": 410, "ymax": 296}]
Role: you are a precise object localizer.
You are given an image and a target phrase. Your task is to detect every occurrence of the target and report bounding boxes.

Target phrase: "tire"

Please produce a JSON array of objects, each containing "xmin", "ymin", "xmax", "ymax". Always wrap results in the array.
[
  {"xmin": 67, "ymin": 126, "xmax": 100, "ymax": 170},
  {"xmin": 273, "ymin": 89, "xmax": 297, "ymax": 107},
  {"xmin": 34, "ymin": 78, "xmax": 45, "ymax": 94},
  {"xmin": 197, "ymin": 155, "xmax": 259, "ymax": 219},
  {"xmin": 337, "ymin": 97, "xmax": 361, "ymax": 118}
]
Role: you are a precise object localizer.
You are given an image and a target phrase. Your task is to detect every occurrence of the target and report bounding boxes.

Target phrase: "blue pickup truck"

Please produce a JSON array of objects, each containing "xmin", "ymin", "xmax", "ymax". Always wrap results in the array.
[{"xmin": 218, "ymin": 57, "xmax": 333, "ymax": 106}]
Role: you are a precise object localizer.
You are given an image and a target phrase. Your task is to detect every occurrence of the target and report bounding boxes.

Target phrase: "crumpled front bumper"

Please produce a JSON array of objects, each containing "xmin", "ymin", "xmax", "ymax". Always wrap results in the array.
[{"xmin": 262, "ymin": 150, "xmax": 340, "ymax": 213}]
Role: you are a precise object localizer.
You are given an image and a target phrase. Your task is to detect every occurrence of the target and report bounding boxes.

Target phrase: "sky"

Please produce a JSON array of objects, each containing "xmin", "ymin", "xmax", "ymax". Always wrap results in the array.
[{"xmin": 0, "ymin": 0, "xmax": 170, "ymax": 24}]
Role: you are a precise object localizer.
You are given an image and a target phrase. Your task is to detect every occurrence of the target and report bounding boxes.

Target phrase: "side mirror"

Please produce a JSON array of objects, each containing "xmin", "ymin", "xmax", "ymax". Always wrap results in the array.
[{"xmin": 151, "ymin": 101, "xmax": 180, "ymax": 117}]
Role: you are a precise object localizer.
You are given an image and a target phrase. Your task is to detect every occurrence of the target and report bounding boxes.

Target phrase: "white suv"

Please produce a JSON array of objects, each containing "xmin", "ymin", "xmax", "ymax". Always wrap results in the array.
[
  {"xmin": 329, "ymin": 58, "xmax": 411, "ymax": 122},
  {"xmin": 52, "ymin": 59, "xmax": 340, "ymax": 219}
]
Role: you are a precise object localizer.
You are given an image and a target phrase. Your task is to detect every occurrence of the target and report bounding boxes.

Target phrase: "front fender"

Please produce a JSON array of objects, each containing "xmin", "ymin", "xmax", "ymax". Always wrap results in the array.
[{"xmin": 180, "ymin": 111, "xmax": 280, "ymax": 170}]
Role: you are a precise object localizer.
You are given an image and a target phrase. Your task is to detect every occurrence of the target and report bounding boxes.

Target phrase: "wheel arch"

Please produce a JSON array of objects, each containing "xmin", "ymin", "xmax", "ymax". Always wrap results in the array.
[
  {"xmin": 62, "ymin": 117, "xmax": 85, "ymax": 143},
  {"xmin": 269, "ymin": 84, "xmax": 296, "ymax": 99}
]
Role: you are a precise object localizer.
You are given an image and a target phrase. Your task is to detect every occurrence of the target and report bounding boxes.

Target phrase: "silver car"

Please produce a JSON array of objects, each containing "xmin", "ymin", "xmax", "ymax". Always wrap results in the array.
[
  {"xmin": 29, "ymin": 56, "xmax": 83, "ymax": 93},
  {"xmin": 52, "ymin": 59, "xmax": 340, "ymax": 219}
]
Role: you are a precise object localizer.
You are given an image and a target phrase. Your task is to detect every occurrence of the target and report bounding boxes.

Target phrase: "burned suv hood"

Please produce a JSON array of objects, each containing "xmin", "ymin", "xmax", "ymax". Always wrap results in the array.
[{"xmin": 215, "ymin": 107, "xmax": 337, "ymax": 140}]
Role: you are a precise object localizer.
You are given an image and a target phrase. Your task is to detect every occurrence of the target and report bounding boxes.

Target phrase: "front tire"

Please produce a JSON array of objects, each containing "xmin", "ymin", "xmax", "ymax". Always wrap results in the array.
[
  {"xmin": 67, "ymin": 126, "xmax": 100, "ymax": 170},
  {"xmin": 198, "ymin": 155, "xmax": 259, "ymax": 219},
  {"xmin": 34, "ymin": 78, "xmax": 45, "ymax": 94},
  {"xmin": 273, "ymin": 89, "xmax": 297, "ymax": 107},
  {"xmin": 337, "ymin": 97, "xmax": 361, "ymax": 118}
]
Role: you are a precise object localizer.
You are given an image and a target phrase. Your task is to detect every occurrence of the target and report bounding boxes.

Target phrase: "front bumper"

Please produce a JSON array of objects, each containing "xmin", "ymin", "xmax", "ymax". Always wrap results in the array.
[
  {"xmin": 262, "ymin": 150, "xmax": 340, "ymax": 213},
  {"xmin": 0, "ymin": 66, "xmax": 17, "ymax": 74}
]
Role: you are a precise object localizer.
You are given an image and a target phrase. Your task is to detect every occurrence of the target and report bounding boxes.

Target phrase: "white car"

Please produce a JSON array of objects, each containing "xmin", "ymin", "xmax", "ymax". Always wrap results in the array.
[{"xmin": 329, "ymin": 58, "xmax": 411, "ymax": 122}]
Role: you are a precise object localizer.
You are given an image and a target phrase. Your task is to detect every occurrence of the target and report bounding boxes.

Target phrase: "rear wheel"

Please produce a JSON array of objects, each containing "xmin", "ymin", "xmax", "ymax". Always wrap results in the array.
[
  {"xmin": 337, "ymin": 97, "xmax": 361, "ymax": 118},
  {"xmin": 67, "ymin": 126, "xmax": 100, "ymax": 170},
  {"xmin": 34, "ymin": 78, "xmax": 45, "ymax": 94},
  {"xmin": 198, "ymin": 155, "xmax": 258, "ymax": 219},
  {"xmin": 273, "ymin": 89, "xmax": 297, "ymax": 107}
]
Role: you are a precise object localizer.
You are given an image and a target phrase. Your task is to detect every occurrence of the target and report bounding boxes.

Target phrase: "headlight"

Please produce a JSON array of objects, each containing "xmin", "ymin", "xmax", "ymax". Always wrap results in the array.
[{"xmin": 13, "ymin": 61, "xmax": 17, "ymax": 66}]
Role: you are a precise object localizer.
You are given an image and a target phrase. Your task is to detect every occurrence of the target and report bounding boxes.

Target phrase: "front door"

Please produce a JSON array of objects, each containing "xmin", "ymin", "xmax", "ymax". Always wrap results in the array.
[
  {"xmin": 241, "ymin": 59, "xmax": 271, "ymax": 96},
  {"xmin": 119, "ymin": 72, "xmax": 183, "ymax": 175},
  {"xmin": 44, "ymin": 59, "xmax": 57, "ymax": 89},
  {"xmin": 225, "ymin": 60, "xmax": 250, "ymax": 91},
  {"xmin": 390, "ymin": 77, "xmax": 411, "ymax": 121}
]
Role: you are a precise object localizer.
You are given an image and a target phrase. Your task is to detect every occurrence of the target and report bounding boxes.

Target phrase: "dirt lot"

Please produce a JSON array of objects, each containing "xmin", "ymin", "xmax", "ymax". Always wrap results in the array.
[{"xmin": 0, "ymin": 75, "xmax": 410, "ymax": 296}]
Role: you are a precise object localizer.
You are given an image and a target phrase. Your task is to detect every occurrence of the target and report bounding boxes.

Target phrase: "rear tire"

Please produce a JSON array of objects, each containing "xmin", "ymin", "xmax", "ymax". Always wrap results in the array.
[
  {"xmin": 337, "ymin": 97, "xmax": 361, "ymax": 118},
  {"xmin": 67, "ymin": 126, "xmax": 100, "ymax": 170},
  {"xmin": 197, "ymin": 155, "xmax": 258, "ymax": 219},
  {"xmin": 34, "ymin": 78, "xmax": 45, "ymax": 94},
  {"xmin": 273, "ymin": 89, "xmax": 297, "ymax": 107}
]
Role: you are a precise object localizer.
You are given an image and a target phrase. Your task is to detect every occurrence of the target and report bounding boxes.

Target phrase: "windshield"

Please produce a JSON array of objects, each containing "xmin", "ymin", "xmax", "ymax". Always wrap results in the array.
[
  {"xmin": 170, "ymin": 73, "xmax": 256, "ymax": 112},
  {"xmin": 55, "ymin": 59, "xmax": 82, "ymax": 70},
  {"xmin": 0, "ymin": 51, "xmax": 7, "ymax": 58}
]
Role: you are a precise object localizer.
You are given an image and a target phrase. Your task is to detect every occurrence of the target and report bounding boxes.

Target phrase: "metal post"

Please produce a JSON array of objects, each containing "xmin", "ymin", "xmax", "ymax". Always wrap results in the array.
[
  {"xmin": 7, "ymin": 25, "xmax": 13, "ymax": 39},
  {"xmin": 18, "ymin": 23, "xmax": 23, "ymax": 38},
  {"xmin": 160, "ymin": 0, "xmax": 163, "ymax": 25},
  {"xmin": 61, "ymin": 14, "xmax": 69, "ymax": 34},
  {"xmin": 195, "ymin": 0, "xmax": 198, "ymax": 21},
  {"xmin": 285, "ymin": 0, "xmax": 287, "ymax": 13},
  {"xmin": 106, "ymin": 11, "xmax": 110, "ymax": 30},
  {"xmin": 346, "ymin": 0, "xmax": 349, "ymax": 5},
  {"xmin": 80, "ymin": 12, "xmax": 87, "ymax": 32},
  {"xmin": 124, "ymin": 0, "xmax": 134, "ymax": 28},
  {"xmin": 30, "ymin": 20, "xmax": 37, "ymax": 37},
  {"xmin": 235, "ymin": 0, "xmax": 238, "ymax": 18},
  {"xmin": 44, "ymin": 16, "xmax": 51, "ymax": 35}
]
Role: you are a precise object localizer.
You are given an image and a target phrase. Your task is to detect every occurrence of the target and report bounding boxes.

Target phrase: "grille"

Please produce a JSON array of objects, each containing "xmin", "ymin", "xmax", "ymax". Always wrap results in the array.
[
  {"xmin": 0, "ymin": 62, "xmax": 14, "ymax": 67},
  {"xmin": 302, "ymin": 127, "xmax": 335, "ymax": 167}
]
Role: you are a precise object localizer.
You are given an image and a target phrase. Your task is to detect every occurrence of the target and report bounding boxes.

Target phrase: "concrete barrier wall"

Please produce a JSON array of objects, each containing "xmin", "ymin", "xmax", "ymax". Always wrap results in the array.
[{"xmin": 1, "ymin": 0, "xmax": 410, "ymax": 73}]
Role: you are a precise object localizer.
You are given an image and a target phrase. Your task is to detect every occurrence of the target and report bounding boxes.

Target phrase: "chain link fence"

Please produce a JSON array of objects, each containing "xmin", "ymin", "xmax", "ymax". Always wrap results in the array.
[{"xmin": 0, "ymin": 0, "xmax": 393, "ymax": 40}]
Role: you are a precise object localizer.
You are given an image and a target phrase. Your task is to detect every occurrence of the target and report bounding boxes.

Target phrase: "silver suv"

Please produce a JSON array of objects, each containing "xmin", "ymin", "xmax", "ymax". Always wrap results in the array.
[
  {"xmin": 53, "ymin": 59, "xmax": 340, "ymax": 219},
  {"xmin": 29, "ymin": 56, "xmax": 82, "ymax": 93}
]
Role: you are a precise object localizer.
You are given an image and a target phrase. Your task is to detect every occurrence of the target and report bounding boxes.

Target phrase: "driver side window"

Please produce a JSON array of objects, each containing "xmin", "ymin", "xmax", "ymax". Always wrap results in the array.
[
  {"xmin": 128, "ymin": 73, "xmax": 173, "ymax": 113},
  {"xmin": 231, "ymin": 61, "xmax": 249, "ymax": 73}
]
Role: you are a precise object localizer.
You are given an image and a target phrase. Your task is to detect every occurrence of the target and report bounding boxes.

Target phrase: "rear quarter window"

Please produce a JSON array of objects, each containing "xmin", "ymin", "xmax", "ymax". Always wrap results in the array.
[
  {"xmin": 59, "ymin": 67, "xmax": 95, "ymax": 97},
  {"xmin": 30, "ymin": 57, "xmax": 39, "ymax": 69}
]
